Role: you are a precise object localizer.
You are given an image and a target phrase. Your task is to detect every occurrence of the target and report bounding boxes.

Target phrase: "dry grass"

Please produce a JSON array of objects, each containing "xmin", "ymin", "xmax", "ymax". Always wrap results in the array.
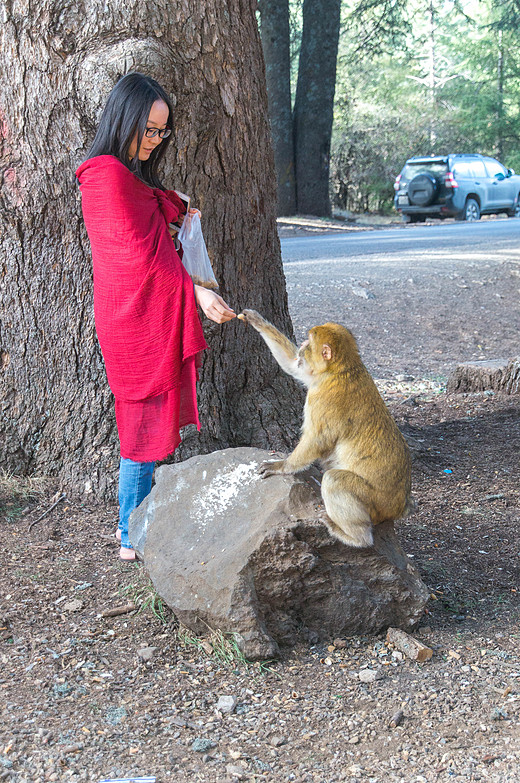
[{"xmin": 0, "ymin": 470, "xmax": 50, "ymax": 523}]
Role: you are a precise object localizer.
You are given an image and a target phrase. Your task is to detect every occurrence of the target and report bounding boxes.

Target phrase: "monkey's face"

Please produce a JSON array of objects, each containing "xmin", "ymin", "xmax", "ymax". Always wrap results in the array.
[
  {"xmin": 299, "ymin": 333, "xmax": 330, "ymax": 375},
  {"xmin": 307, "ymin": 323, "xmax": 361, "ymax": 373}
]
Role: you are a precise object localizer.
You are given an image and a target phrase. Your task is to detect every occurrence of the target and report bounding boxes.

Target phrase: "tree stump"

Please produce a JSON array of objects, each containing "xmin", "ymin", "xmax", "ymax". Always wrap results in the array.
[{"xmin": 447, "ymin": 358, "xmax": 520, "ymax": 395}]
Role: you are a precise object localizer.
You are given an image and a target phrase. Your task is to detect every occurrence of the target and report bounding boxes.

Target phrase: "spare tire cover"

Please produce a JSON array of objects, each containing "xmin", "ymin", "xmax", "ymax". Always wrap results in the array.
[{"xmin": 408, "ymin": 173, "xmax": 438, "ymax": 207}]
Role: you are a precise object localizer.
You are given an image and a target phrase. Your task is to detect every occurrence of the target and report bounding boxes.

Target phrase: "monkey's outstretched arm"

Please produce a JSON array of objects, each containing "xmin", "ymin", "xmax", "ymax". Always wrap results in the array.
[{"xmin": 241, "ymin": 309, "xmax": 311, "ymax": 386}]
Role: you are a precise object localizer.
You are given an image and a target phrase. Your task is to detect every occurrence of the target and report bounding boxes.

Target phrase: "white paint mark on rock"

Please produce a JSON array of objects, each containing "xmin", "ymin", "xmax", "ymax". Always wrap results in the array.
[{"xmin": 192, "ymin": 461, "xmax": 260, "ymax": 525}]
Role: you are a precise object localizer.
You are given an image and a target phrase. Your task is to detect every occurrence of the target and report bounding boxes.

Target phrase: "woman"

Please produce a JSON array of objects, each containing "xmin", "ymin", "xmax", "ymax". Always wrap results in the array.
[{"xmin": 76, "ymin": 73, "xmax": 235, "ymax": 560}]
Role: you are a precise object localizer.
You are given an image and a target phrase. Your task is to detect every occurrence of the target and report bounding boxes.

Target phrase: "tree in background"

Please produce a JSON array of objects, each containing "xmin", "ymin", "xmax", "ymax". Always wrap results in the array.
[
  {"xmin": 259, "ymin": 0, "xmax": 341, "ymax": 217},
  {"xmin": 259, "ymin": 0, "xmax": 297, "ymax": 215},
  {"xmin": 293, "ymin": 0, "xmax": 342, "ymax": 216},
  {"xmin": 0, "ymin": 0, "xmax": 303, "ymax": 498}
]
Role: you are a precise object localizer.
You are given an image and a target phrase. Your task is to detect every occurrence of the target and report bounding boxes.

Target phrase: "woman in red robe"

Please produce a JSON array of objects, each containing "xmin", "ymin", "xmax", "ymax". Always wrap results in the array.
[{"xmin": 76, "ymin": 73, "xmax": 235, "ymax": 560}]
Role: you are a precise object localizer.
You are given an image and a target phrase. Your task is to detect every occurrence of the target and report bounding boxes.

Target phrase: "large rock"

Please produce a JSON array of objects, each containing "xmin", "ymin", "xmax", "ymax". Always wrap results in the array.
[{"xmin": 129, "ymin": 447, "xmax": 429, "ymax": 660}]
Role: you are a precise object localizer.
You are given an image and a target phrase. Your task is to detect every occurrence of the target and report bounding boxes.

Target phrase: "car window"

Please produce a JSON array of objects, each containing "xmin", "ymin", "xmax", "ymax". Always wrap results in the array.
[
  {"xmin": 484, "ymin": 159, "xmax": 507, "ymax": 178},
  {"xmin": 402, "ymin": 161, "xmax": 448, "ymax": 180},
  {"xmin": 452, "ymin": 161, "xmax": 472, "ymax": 177},
  {"xmin": 469, "ymin": 161, "xmax": 487, "ymax": 177}
]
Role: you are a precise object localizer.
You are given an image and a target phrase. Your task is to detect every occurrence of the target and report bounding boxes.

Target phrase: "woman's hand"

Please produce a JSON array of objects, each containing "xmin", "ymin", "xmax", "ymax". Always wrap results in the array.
[
  {"xmin": 194, "ymin": 285, "xmax": 236, "ymax": 324},
  {"xmin": 169, "ymin": 208, "xmax": 199, "ymax": 237}
]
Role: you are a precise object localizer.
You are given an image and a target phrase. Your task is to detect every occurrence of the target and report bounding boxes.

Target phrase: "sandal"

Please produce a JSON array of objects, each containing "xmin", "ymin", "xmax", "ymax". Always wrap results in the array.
[
  {"xmin": 119, "ymin": 546, "xmax": 136, "ymax": 562},
  {"xmin": 115, "ymin": 528, "xmax": 122, "ymax": 542}
]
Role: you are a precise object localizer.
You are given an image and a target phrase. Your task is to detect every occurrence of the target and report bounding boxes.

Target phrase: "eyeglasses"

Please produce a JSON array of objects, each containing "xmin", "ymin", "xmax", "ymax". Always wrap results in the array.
[{"xmin": 144, "ymin": 127, "xmax": 172, "ymax": 139}]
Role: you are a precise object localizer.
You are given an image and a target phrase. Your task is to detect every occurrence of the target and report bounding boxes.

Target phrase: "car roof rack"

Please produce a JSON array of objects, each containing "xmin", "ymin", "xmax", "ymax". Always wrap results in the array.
[{"xmin": 407, "ymin": 156, "xmax": 448, "ymax": 163}]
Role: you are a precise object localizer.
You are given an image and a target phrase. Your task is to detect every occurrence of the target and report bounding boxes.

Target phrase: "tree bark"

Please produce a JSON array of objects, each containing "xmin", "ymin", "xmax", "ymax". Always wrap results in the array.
[
  {"xmin": 293, "ymin": 0, "xmax": 341, "ymax": 216},
  {"xmin": 258, "ymin": 0, "xmax": 297, "ymax": 216},
  {"xmin": 0, "ymin": 0, "xmax": 304, "ymax": 499}
]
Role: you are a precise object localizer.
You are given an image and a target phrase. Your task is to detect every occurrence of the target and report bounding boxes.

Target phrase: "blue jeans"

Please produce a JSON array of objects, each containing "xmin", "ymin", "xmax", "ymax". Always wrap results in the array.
[{"xmin": 118, "ymin": 458, "xmax": 155, "ymax": 549}]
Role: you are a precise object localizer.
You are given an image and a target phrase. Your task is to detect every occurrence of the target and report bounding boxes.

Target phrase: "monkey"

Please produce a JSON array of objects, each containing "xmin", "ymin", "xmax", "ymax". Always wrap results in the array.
[{"xmin": 239, "ymin": 309, "xmax": 413, "ymax": 548}]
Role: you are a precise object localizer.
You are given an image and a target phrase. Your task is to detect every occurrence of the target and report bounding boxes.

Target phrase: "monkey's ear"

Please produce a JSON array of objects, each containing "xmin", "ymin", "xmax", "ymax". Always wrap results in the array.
[{"xmin": 322, "ymin": 344, "xmax": 332, "ymax": 361}]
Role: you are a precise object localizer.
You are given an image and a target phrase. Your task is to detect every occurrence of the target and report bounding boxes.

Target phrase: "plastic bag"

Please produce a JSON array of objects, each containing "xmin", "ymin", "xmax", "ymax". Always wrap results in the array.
[{"xmin": 177, "ymin": 211, "xmax": 218, "ymax": 289}]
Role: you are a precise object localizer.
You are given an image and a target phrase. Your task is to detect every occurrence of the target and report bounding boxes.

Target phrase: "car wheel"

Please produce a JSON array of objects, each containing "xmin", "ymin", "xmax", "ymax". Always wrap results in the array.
[
  {"xmin": 507, "ymin": 197, "xmax": 520, "ymax": 217},
  {"xmin": 403, "ymin": 214, "xmax": 424, "ymax": 224},
  {"xmin": 463, "ymin": 198, "xmax": 480, "ymax": 221}
]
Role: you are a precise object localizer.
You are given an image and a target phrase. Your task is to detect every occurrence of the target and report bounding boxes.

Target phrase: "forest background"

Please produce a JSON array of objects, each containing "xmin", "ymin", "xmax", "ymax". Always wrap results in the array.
[{"xmin": 259, "ymin": 0, "xmax": 520, "ymax": 216}]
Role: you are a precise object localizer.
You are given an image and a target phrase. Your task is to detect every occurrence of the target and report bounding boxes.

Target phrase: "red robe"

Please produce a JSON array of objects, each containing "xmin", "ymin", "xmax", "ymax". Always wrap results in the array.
[{"xmin": 76, "ymin": 155, "xmax": 207, "ymax": 460}]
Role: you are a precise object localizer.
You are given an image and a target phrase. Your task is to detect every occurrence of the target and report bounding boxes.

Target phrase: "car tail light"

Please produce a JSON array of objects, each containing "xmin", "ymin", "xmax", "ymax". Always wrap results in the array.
[
  {"xmin": 394, "ymin": 174, "xmax": 402, "ymax": 191},
  {"xmin": 445, "ymin": 172, "xmax": 459, "ymax": 188}
]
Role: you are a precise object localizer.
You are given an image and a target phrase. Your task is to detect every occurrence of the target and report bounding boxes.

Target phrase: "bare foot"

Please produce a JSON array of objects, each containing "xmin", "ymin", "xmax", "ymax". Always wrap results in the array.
[
  {"xmin": 119, "ymin": 546, "xmax": 136, "ymax": 561},
  {"xmin": 115, "ymin": 528, "xmax": 122, "ymax": 542}
]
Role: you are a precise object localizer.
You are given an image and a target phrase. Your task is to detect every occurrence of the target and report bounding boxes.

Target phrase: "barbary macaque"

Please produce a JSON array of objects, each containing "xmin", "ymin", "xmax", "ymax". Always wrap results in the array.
[{"xmin": 239, "ymin": 310, "xmax": 413, "ymax": 548}]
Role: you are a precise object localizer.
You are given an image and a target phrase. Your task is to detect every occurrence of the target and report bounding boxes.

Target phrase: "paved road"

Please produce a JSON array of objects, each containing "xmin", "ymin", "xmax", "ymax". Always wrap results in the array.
[
  {"xmin": 282, "ymin": 219, "xmax": 520, "ymax": 266},
  {"xmin": 281, "ymin": 220, "xmax": 520, "ymax": 379}
]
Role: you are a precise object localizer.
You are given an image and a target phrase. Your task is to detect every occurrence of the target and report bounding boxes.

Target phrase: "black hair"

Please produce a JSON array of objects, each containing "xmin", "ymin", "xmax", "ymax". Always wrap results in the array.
[{"xmin": 84, "ymin": 72, "xmax": 173, "ymax": 189}]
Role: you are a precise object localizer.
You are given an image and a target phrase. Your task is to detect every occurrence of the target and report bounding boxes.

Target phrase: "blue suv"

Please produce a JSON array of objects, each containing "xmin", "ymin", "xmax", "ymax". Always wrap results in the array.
[{"xmin": 394, "ymin": 153, "xmax": 520, "ymax": 222}]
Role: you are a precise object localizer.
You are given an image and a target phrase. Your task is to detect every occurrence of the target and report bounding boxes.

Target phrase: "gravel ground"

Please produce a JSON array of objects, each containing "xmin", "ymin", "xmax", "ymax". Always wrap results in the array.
[{"xmin": 1, "ymin": 218, "xmax": 519, "ymax": 783}]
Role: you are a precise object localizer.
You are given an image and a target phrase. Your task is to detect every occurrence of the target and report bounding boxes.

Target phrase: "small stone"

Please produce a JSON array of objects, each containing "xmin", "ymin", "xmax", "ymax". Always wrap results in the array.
[
  {"xmin": 226, "ymin": 764, "xmax": 245, "ymax": 779},
  {"xmin": 62, "ymin": 599, "xmax": 83, "ymax": 613},
  {"xmin": 61, "ymin": 743, "xmax": 83, "ymax": 754},
  {"xmin": 53, "ymin": 682, "xmax": 71, "ymax": 697},
  {"xmin": 351, "ymin": 284, "xmax": 375, "ymax": 300},
  {"xmin": 269, "ymin": 735, "xmax": 286, "ymax": 747},
  {"xmin": 74, "ymin": 582, "xmax": 92, "ymax": 591},
  {"xmin": 192, "ymin": 737, "xmax": 215, "ymax": 753},
  {"xmin": 491, "ymin": 707, "xmax": 507, "ymax": 721},
  {"xmin": 137, "ymin": 646, "xmax": 157, "ymax": 662},
  {"xmin": 333, "ymin": 638, "xmax": 347, "ymax": 649},
  {"xmin": 389, "ymin": 709, "xmax": 404, "ymax": 728},
  {"xmin": 105, "ymin": 706, "xmax": 127, "ymax": 726},
  {"xmin": 216, "ymin": 695, "xmax": 237, "ymax": 714},
  {"xmin": 359, "ymin": 669, "xmax": 379, "ymax": 683},
  {"xmin": 348, "ymin": 735, "xmax": 360, "ymax": 744}
]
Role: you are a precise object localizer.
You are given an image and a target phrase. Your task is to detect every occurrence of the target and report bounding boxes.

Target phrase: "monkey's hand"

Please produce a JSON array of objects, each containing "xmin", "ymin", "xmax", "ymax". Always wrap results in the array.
[
  {"xmin": 240, "ymin": 309, "xmax": 268, "ymax": 330},
  {"xmin": 258, "ymin": 459, "xmax": 292, "ymax": 478}
]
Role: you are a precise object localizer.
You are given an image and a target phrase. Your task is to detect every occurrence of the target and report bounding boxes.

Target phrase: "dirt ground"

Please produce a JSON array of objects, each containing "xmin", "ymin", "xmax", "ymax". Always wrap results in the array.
[{"xmin": 1, "ymin": 218, "xmax": 519, "ymax": 782}]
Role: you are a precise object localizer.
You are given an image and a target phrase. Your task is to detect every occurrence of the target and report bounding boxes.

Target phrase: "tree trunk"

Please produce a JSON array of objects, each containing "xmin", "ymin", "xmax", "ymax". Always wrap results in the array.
[
  {"xmin": 496, "ymin": 28, "xmax": 504, "ymax": 160},
  {"xmin": 427, "ymin": 0, "xmax": 437, "ymax": 151},
  {"xmin": 0, "ymin": 0, "xmax": 304, "ymax": 499},
  {"xmin": 293, "ymin": 0, "xmax": 341, "ymax": 216},
  {"xmin": 259, "ymin": 0, "xmax": 297, "ymax": 216}
]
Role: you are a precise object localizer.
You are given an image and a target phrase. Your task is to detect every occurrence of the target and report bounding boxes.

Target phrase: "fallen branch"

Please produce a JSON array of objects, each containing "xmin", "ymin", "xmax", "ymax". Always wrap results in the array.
[
  {"xmin": 101, "ymin": 603, "xmax": 137, "ymax": 618},
  {"xmin": 386, "ymin": 627, "xmax": 433, "ymax": 662},
  {"xmin": 28, "ymin": 493, "xmax": 66, "ymax": 532}
]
